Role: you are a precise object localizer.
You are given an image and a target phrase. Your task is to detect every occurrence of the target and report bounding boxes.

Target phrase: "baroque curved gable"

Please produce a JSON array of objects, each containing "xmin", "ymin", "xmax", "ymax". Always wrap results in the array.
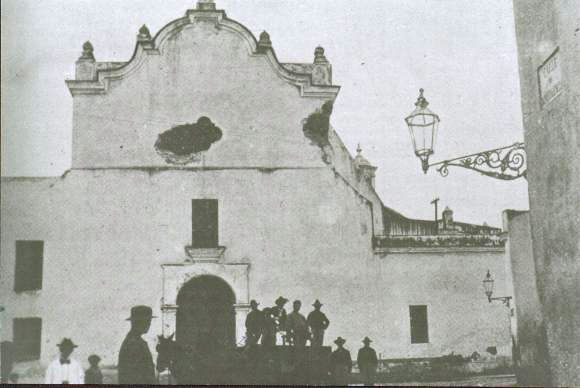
[{"xmin": 66, "ymin": 7, "xmax": 340, "ymax": 99}]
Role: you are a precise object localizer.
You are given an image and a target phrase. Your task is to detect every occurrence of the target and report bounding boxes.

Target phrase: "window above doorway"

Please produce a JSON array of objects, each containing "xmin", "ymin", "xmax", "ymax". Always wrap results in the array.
[{"xmin": 192, "ymin": 199, "xmax": 219, "ymax": 249}]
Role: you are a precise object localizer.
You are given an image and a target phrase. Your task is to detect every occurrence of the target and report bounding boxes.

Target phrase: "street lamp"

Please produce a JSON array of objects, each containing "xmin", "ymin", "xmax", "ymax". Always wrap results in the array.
[
  {"xmin": 483, "ymin": 270, "xmax": 512, "ymax": 307},
  {"xmin": 404, "ymin": 89, "xmax": 527, "ymax": 181},
  {"xmin": 404, "ymin": 88, "xmax": 440, "ymax": 174}
]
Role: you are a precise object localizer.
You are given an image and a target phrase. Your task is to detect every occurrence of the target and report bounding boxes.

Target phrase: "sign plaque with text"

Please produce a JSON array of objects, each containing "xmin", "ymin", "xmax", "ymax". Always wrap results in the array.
[{"xmin": 538, "ymin": 48, "xmax": 563, "ymax": 107}]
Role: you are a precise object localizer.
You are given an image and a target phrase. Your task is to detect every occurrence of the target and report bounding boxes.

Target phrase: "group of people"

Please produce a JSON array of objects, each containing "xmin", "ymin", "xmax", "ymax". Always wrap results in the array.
[
  {"xmin": 44, "ymin": 305, "xmax": 157, "ymax": 385},
  {"xmin": 42, "ymin": 300, "xmax": 379, "ymax": 385},
  {"xmin": 245, "ymin": 297, "xmax": 330, "ymax": 348},
  {"xmin": 245, "ymin": 297, "xmax": 379, "ymax": 385},
  {"xmin": 44, "ymin": 339, "xmax": 103, "ymax": 384}
]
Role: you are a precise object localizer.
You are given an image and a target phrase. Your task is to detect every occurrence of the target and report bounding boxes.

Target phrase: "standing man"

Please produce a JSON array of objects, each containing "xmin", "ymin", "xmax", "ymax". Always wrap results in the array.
[
  {"xmin": 271, "ymin": 296, "xmax": 289, "ymax": 345},
  {"xmin": 245, "ymin": 300, "xmax": 263, "ymax": 346},
  {"xmin": 118, "ymin": 305, "xmax": 157, "ymax": 385},
  {"xmin": 330, "ymin": 337, "xmax": 352, "ymax": 385},
  {"xmin": 307, "ymin": 299, "xmax": 330, "ymax": 347},
  {"xmin": 357, "ymin": 337, "xmax": 378, "ymax": 386},
  {"xmin": 45, "ymin": 338, "xmax": 84, "ymax": 384},
  {"xmin": 261, "ymin": 307, "xmax": 277, "ymax": 348},
  {"xmin": 286, "ymin": 300, "xmax": 309, "ymax": 347}
]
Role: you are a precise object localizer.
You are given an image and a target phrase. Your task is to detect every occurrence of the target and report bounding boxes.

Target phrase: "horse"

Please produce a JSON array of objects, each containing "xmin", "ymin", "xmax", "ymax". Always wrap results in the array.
[
  {"xmin": 156, "ymin": 334, "xmax": 251, "ymax": 384},
  {"xmin": 156, "ymin": 334, "xmax": 196, "ymax": 384}
]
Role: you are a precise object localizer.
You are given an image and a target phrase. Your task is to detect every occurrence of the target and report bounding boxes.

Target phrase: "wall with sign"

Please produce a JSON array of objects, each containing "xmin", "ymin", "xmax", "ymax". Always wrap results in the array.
[{"xmin": 513, "ymin": 0, "xmax": 580, "ymax": 385}]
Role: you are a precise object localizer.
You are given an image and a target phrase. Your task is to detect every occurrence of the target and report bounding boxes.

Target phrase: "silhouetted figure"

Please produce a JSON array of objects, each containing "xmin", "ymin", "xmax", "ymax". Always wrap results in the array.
[
  {"xmin": 286, "ymin": 300, "xmax": 309, "ymax": 347},
  {"xmin": 330, "ymin": 337, "xmax": 352, "ymax": 385},
  {"xmin": 245, "ymin": 300, "xmax": 263, "ymax": 347},
  {"xmin": 118, "ymin": 305, "xmax": 157, "ymax": 385},
  {"xmin": 307, "ymin": 299, "xmax": 330, "ymax": 347},
  {"xmin": 357, "ymin": 337, "xmax": 378, "ymax": 386},
  {"xmin": 45, "ymin": 338, "xmax": 84, "ymax": 384},
  {"xmin": 85, "ymin": 354, "xmax": 103, "ymax": 384},
  {"xmin": 271, "ymin": 296, "xmax": 289, "ymax": 345},
  {"xmin": 261, "ymin": 308, "xmax": 277, "ymax": 347}
]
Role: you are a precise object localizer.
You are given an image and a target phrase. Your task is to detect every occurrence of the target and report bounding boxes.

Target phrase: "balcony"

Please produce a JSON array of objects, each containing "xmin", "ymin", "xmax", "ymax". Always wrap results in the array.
[{"xmin": 373, "ymin": 234, "xmax": 505, "ymax": 254}]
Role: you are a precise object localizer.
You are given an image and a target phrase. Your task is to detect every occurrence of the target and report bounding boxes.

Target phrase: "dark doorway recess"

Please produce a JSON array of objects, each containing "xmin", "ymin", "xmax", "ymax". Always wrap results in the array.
[{"xmin": 176, "ymin": 275, "xmax": 235, "ymax": 355}]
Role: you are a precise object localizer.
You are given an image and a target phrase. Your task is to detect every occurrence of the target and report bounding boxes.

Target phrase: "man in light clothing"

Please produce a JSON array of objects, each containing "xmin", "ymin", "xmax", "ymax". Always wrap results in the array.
[{"xmin": 45, "ymin": 338, "xmax": 84, "ymax": 384}]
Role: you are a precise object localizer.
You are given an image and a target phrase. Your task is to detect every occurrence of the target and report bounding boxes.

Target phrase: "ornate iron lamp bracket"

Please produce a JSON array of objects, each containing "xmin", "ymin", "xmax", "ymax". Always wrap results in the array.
[
  {"xmin": 488, "ymin": 296, "xmax": 513, "ymax": 308},
  {"xmin": 429, "ymin": 142, "xmax": 527, "ymax": 181}
]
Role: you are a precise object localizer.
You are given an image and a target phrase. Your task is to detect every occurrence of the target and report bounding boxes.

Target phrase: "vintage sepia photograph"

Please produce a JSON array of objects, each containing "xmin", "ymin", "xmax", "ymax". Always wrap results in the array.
[{"xmin": 1, "ymin": 0, "xmax": 578, "ymax": 386}]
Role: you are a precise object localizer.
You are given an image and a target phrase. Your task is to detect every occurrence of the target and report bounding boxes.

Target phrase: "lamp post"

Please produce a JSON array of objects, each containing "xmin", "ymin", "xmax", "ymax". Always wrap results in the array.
[
  {"xmin": 483, "ymin": 270, "xmax": 512, "ymax": 308},
  {"xmin": 404, "ymin": 89, "xmax": 527, "ymax": 181}
]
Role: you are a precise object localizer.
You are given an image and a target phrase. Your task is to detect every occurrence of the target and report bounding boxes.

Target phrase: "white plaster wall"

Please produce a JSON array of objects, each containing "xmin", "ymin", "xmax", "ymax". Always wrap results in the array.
[
  {"xmin": 0, "ymin": 168, "xmax": 374, "ymax": 372},
  {"xmin": 1, "ymin": 169, "xmax": 510, "ymax": 376},
  {"xmin": 71, "ymin": 18, "xmax": 331, "ymax": 170},
  {"xmin": 374, "ymin": 249, "xmax": 511, "ymax": 359}
]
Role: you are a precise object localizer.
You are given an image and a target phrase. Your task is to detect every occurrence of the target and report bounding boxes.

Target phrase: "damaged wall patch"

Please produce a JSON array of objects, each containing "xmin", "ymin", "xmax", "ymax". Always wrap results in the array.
[{"xmin": 155, "ymin": 117, "xmax": 222, "ymax": 165}]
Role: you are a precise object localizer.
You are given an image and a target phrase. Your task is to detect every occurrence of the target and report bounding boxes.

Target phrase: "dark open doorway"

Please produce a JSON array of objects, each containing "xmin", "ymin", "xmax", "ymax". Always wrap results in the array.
[{"xmin": 176, "ymin": 275, "xmax": 236, "ymax": 355}]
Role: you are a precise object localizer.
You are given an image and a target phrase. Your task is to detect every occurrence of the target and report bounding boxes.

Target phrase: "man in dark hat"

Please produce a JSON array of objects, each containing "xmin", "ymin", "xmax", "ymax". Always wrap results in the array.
[
  {"xmin": 118, "ymin": 305, "xmax": 157, "ymax": 384},
  {"xmin": 286, "ymin": 300, "xmax": 309, "ymax": 347},
  {"xmin": 245, "ymin": 300, "xmax": 264, "ymax": 347},
  {"xmin": 45, "ymin": 338, "xmax": 84, "ymax": 384},
  {"xmin": 330, "ymin": 337, "xmax": 352, "ymax": 385},
  {"xmin": 357, "ymin": 337, "xmax": 378, "ymax": 386},
  {"xmin": 307, "ymin": 299, "xmax": 330, "ymax": 347},
  {"xmin": 271, "ymin": 296, "xmax": 289, "ymax": 345}
]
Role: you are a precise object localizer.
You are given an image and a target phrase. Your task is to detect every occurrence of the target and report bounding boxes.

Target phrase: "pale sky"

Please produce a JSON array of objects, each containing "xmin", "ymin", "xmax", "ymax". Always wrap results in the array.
[{"xmin": 1, "ymin": 0, "xmax": 529, "ymax": 227}]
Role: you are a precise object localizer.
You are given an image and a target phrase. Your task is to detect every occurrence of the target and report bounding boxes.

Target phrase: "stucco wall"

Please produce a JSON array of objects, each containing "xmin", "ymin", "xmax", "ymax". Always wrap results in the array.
[
  {"xmin": 70, "ymin": 12, "xmax": 334, "ymax": 171},
  {"xmin": 375, "ymin": 248, "xmax": 511, "ymax": 359},
  {"xmin": 1, "ymin": 169, "xmax": 374, "ymax": 373},
  {"xmin": 513, "ymin": 0, "xmax": 580, "ymax": 385},
  {"xmin": 503, "ymin": 210, "xmax": 550, "ymax": 385},
  {"xmin": 1, "ymin": 169, "xmax": 510, "ymax": 380}
]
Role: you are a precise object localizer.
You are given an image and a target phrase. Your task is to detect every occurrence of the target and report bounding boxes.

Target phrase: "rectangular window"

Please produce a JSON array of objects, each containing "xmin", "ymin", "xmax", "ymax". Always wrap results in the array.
[
  {"xmin": 14, "ymin": 241, "xmax": 44, "ymax": 292},
  {"xmin": 409, "ymin": 305, "xmax": 429, "ymax": 344},
  {"xmin": 192, "ymin": 199, "xmax": 218, "ymax": 248},
  {"xmin": 13, "ymin": 318, "xmax": 42, "ymax": 361}
]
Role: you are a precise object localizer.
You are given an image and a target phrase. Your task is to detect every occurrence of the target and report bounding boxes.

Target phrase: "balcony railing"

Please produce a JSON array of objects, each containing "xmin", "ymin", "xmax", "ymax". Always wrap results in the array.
[{"xmin": 373, "ymin": 234, "xmax": 505, "ymax": 249}]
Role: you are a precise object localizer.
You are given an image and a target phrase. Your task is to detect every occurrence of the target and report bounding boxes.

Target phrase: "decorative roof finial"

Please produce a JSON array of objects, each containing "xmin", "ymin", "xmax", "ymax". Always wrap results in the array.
[
  {"xmin": 257, "ymin": 31, "xmax": 272, "ymax": 53},
  {"xmin": 80, "ymin": 41, "xmax": 95, "ymax": 60},
  {"xmin": 138, "ymin": 24, "xmax": 152, "ymax": 41},
  {"xmin": 357, "ymin": 143, "xmax": 362, "ymax": 155},
  {"xmin": 314, "ymin": 46, "xmax": 328, "ymax": 64},
  {"xmin": 197, "ymin": 0, "xmax": 216, "ymax": 10}
]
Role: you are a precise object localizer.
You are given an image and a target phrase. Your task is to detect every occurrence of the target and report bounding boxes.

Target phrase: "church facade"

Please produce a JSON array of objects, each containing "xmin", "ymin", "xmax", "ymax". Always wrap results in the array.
[{"xmin": 0, "ymin": 1, "xmax": 512, "ymax": 380}]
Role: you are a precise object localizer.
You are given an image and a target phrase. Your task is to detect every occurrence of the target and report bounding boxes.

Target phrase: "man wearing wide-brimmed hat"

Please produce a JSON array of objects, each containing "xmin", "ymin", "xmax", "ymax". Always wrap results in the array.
[
  {"xmin": 330, "ymin": 337, "xmax": 352, "ymax": 385},
  {"xmin": 307, "ymin": 299, "xmax": 330, "ymax": 347},
  {"xmin": 271, "ymin": 296, "xmax": 289, "ymax": 345},
  {"xmin": 45, "ymin": 338, "xmax": 84, "ymax": 384},
  {"xmin": 357, "ymin": 337, "xmax": 378, "ymax": 386},
  {"xmin": 118, "ymin": 305, "xmax": 157, "ymax": 384}
]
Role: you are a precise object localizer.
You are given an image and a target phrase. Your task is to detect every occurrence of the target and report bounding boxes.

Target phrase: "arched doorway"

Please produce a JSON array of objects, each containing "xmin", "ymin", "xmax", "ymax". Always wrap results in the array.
[{"xmin": 176, "ymin": 275, "xmax": 236, "ymax": 355}]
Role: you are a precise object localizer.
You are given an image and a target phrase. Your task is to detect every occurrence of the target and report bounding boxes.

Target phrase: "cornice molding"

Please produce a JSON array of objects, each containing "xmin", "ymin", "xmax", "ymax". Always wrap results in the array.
[{"xmin": 66, "ymin": 8, "xmax": 340, "ymax": 99}]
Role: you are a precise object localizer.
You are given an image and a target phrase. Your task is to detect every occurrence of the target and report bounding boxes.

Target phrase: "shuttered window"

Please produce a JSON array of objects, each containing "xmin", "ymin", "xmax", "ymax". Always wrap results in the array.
[
  {"xmin": 192, "ymin": 200, "xmax": 218, "ymax": 248},
  {"xmin": 13, "ymin": 318, "xmax": 42, "ymax": 361},
  {"xmin": 14, "ymin": 241, "xmax": 44, "ymax": 292},
  {"xmin": 409, "ymin": 305, "xmax": 429, "ymax": 344}
]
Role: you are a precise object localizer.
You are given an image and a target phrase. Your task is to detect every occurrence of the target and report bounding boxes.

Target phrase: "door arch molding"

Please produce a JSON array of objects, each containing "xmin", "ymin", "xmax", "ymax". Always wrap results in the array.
[{"xmin": 161, "ymin": 260, "xmax": 250, "ymax": 346}]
